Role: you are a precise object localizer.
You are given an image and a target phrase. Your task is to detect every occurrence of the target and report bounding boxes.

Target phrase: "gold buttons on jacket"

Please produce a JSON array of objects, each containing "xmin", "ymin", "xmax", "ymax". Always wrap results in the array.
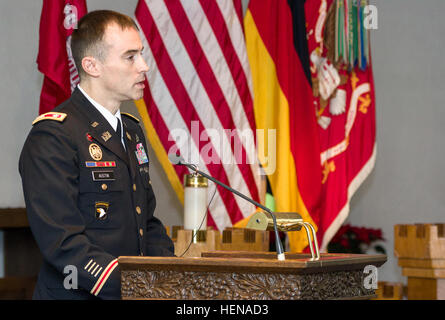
[
  {"xmin": 101, "ymin": 184, "xmax": 108, "ymax": 191},
  {"xmin": 136, "ymin": 206, "xmax": 141, "ymax": 214},
  {"xmin": 139, "ymin": 228, "xmax": 143, "ymax": 236},
  {"xmin": 148, "ymin": 180, "xmax": 152, "ymax": 185},
  {"xmin": 133, "ymin": 184, "xmax": 137, "ymax": 191}
]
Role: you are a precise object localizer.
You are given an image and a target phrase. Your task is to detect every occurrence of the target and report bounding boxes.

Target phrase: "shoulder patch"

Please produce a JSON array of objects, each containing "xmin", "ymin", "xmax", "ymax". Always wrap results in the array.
[
  {"xmin": 121, "ymin": 112, "xmax": 140, "ymax": 123},
  {"xmin": 32, "ymin": 112, "xmax": 67, "ymax": 125}
]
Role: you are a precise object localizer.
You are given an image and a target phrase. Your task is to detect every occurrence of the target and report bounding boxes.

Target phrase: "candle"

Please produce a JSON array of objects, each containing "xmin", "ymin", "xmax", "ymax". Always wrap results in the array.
[{"xmin": 183, "ymin": 174, "xmax": 208, "ymax": 231}]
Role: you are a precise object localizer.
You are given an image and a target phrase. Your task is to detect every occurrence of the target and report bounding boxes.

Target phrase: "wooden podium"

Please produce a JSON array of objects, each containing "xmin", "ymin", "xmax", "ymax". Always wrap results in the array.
[{"xmin": 118, "ymin": 251, "xmax": 386, "ymax": 300}]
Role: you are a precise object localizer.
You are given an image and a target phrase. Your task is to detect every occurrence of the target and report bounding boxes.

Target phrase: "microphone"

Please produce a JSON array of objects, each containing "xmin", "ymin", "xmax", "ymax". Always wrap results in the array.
[{"xmin": 169, "ymin": 154, "xmax": 285, "ymax": 261}]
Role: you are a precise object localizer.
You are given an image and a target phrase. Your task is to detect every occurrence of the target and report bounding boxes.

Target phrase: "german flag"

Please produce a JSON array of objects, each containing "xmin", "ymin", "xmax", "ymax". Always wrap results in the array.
[{"xmin": 244, "ymin": 0, "xmax": 323, "ymax": 252}]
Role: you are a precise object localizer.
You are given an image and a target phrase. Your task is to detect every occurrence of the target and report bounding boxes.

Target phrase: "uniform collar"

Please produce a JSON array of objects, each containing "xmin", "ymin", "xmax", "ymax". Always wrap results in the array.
[
  {"xmin": 71, "ymin": 87, "xmax": 130, "ymax": 167},
  {"xmin": 77, "ymin": 85, "xmax": 123, "ymax": 133}
]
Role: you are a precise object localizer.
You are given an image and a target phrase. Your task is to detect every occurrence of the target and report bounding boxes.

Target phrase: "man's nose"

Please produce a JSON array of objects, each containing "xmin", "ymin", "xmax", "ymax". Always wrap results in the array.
[{"xmin": 138, "ymin": 56, "xmax": 149, "ymax": 73}]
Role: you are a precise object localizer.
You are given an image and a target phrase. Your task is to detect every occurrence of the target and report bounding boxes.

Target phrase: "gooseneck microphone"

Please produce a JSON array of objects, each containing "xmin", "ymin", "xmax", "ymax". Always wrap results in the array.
[{"xmin": 168, "ymin": 154, "xmax": 285, "ymax": 261}]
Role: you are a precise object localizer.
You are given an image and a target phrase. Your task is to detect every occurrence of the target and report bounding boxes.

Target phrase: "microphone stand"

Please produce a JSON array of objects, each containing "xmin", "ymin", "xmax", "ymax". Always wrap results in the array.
[{"xmin": 177, "ymin": 161, "xmax": 286, "ymax": 261}]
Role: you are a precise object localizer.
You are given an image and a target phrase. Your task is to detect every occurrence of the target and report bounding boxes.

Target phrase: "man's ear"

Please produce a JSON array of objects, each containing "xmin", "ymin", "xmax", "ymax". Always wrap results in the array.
[{"xmin": 81, "ymin": 56, "xmax": 101, "ymax": 78}]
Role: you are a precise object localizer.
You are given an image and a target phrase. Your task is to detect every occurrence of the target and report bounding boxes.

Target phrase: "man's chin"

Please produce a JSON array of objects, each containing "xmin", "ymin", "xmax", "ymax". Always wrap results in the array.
[
  {"xmin": 127, "ymin": 90, "xmax": 144, "ymax": 101},
  {"xmin": 134, "ymin": 91, "xmax": 144, "ymax": 101}
]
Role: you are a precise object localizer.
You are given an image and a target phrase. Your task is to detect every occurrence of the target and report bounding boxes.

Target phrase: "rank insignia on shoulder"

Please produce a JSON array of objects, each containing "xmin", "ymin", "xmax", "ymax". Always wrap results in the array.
[
  {"xmin": 32, "ymin": 112, "xmax": 67, "ymax": 125},
  {"xmin": 121, "ymin": 112, "xmax": 140, "ymax": 123}
]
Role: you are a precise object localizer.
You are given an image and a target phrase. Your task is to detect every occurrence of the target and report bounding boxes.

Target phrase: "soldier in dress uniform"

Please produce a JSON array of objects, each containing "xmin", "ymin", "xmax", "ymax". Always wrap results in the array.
[{"xmin": 19, "ymin": 10, "xmax": 174, "ymax": 300}]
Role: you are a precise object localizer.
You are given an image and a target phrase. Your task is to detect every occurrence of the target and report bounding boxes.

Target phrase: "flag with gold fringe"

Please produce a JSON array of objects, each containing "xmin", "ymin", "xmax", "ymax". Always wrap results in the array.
[
  {"xmin": 306, "ymin": 0, "xmax": 376, "ymax": 251},
  {"xmin": 244, "ymin": 0, "xmax": 376, "ymax": 252}
]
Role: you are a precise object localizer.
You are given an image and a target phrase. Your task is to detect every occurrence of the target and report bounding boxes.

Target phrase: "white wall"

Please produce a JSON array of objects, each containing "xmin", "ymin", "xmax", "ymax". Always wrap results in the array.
[
  {"xmin": 0, "ymin": 0, "xmax": 44, "ymax": 278},
  {"xmin": 0, "ymin": 0, "xmax": 42, "ymax": 208},
  {"xmin": 347, "ymin": 0, "xmax": 445, "ymax": 283},
  {"xmin": 0, "ymin": 0, "xmax": 443, "ymax": 285}
]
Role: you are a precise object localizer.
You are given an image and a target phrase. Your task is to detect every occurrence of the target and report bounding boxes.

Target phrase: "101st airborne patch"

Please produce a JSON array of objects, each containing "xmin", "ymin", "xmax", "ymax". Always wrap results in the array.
[{"xmin": 95, "ymin": 202, "xmax": 109, "ymax": 220}]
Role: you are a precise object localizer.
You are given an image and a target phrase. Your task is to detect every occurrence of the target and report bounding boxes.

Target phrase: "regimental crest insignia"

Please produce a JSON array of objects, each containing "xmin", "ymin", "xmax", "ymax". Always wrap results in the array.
[
  {"xmin": 89, "ymin": 143, "xmax": 103, "ymax": 161},
  {"xmin": 101, "ymin": 131, "xmax": 112, "ymax": 142}
]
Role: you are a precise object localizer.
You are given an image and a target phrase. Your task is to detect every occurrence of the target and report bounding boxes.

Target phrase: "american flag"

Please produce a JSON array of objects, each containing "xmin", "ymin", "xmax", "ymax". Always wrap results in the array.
[{"xmin": 134, "ymin": 0, "xmax": 262, "ymax": 231}]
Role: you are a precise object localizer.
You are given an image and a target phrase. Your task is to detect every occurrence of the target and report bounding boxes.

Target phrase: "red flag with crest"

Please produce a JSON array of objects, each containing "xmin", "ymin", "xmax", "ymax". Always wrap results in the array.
[
  {"xmin": 37, "ymin": 0, "xmax": 87, "ymax": 114},
  {"xmin": 305, "ymin": 0, "xmax": 377, "ymax": 250}
]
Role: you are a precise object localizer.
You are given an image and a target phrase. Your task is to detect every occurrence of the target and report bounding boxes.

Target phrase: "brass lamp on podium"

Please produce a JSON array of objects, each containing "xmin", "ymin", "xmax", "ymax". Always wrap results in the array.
[{"xmin": 246, "ymin": 211, "xmax": 320, "ymax": 260}]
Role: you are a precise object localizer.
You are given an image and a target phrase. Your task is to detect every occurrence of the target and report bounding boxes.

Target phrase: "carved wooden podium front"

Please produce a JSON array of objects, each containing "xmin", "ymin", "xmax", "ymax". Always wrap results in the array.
[{"xmin": 119, "ymin": 251, "xmax": 386, "ymax": 300}]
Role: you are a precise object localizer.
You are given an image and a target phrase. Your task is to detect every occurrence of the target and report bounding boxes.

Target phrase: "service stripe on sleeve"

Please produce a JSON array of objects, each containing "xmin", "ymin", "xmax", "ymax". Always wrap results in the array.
[{"xmin": 90, "ymin": 259, "xmax": 118, "ymax": 296}]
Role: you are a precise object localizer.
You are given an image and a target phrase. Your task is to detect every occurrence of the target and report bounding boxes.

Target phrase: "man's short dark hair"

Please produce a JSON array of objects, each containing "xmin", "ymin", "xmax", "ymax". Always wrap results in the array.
[{"xmin": 71, "ymin": 10, "xmax": 139, "ymax": 79}]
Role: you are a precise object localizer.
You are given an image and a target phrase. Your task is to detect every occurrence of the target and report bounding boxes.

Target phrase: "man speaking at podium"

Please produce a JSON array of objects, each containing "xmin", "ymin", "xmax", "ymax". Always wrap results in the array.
[{"xmin": 19, "ymin": 10, "xmax": 174, "ymax": 299}]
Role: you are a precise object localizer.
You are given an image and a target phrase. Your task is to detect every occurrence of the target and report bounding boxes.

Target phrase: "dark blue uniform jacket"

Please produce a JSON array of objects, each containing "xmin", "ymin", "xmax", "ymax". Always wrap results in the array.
[{"xmin": 19, "ymin": 88, "xmax": 174, "ymax": 299}]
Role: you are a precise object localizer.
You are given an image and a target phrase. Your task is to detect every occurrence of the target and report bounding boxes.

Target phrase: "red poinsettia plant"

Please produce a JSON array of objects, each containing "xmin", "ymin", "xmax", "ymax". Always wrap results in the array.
[{"xmin": 327, "ymin": 224, "xmax": 386, "ymax": 254}]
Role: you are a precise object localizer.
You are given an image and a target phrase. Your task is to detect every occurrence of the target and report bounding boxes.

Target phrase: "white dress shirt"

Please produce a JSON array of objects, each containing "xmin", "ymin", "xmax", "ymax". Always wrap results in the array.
[{"xmin": 77, "ymin": 85, "xmax": 125, "ymax": 149}]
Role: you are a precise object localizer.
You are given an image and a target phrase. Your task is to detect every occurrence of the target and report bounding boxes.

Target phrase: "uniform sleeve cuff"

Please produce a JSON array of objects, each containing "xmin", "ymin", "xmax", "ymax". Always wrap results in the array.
[{"xmin": 90, "ymin": 258, "xmax": 119, "ymax": 296}]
